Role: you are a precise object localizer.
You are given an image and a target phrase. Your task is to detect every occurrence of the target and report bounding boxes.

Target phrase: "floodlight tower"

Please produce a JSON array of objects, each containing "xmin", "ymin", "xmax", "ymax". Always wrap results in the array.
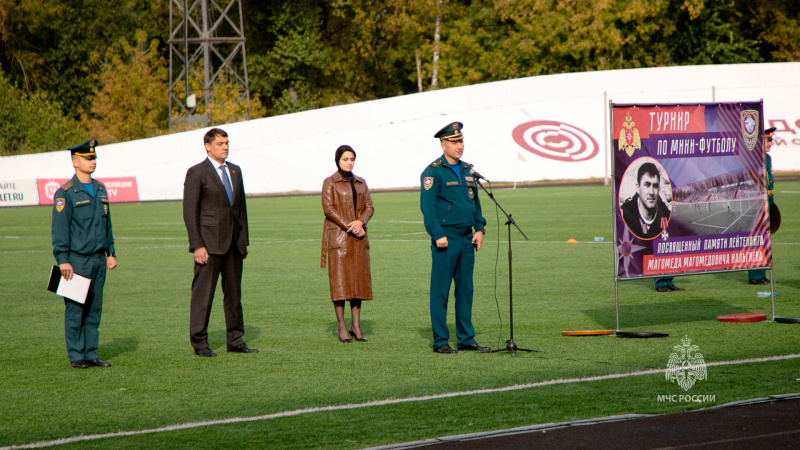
[{"xmin": 168, "ymin": 0, "xmax": 252, "ymax": 128}]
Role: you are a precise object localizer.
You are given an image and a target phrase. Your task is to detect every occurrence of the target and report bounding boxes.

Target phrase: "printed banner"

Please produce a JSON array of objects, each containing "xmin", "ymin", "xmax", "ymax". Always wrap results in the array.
[
  {"xmin": 612, "ymin": 102, "xmax": 771, "ymax": 279},
  {"xmin": 37, "ymin": 177, "xmax": 140, "ymax": 205},
  {"xmin": 0, "ymin": 180, "xmax": 40, "ymax": 207}
]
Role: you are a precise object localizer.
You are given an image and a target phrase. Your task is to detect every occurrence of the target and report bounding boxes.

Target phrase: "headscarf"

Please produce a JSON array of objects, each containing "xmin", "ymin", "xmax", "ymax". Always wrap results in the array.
[
  {"xmin": 334, "ymin": 145, "xmax": 358, "ymax": 215},
  {"xmin": 335, "ymin": 145, "xmax": 356, "ymax": 180}
]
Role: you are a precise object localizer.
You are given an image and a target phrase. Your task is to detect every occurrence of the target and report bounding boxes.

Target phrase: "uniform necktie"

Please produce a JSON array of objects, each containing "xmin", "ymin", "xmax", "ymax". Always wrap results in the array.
[{"xmin": 219, "ymin": 164, "xmax": 233, "ymax": 205}]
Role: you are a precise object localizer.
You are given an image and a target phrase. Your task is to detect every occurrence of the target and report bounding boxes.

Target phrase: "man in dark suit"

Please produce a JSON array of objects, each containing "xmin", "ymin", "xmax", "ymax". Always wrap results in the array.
[
  {"xmin": 620, "ymin": 162, "xmax": 671, "ymax": 240},
  {"xmin": 183, "ymin": 128, "xmax": 257, "ymax": 357}
]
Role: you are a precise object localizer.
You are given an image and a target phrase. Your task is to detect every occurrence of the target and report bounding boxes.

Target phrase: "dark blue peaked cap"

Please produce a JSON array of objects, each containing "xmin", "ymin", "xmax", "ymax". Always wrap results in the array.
[
  {"xmin": 68, "ymin": 139, "xmax": 98, "ymax": 157},
  {"xmin": 434, "ymin": 122, "xmax": 464, "ymax": 141}
]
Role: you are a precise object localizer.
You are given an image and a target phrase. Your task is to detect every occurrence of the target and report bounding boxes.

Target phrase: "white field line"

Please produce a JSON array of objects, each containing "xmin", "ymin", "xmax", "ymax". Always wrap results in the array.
[{"xmin": 4, "ymin": 353, "xmax": 800, "ymax": 449}]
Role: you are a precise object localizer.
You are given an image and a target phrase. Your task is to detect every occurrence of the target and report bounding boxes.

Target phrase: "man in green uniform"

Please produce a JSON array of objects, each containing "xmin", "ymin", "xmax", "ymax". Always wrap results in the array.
[
  {"xmin": 654, "ymin": 277, "xmax": 683, "ymax": 292},
  {"xmin": 748, "ymin": 126, "xmax": 776, "ymax": 285},
  {"xmin": 52, "ymin": 139, "xmax": 117, "ymax": 369},
  {"xmin": 420, "ymin": 122, "xmax": 490, "ymax": 354}
]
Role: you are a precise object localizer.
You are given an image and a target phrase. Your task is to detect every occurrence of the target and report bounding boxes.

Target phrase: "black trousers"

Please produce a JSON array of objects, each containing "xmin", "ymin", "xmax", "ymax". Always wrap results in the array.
[{"xmin": 189, "ymin": 241, "xmax": 245, "ymax": 351}]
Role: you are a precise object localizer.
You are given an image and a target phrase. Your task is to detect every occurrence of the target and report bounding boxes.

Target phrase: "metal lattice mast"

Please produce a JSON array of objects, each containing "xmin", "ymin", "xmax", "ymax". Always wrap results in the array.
[{"xmin": 168, "ymin": 0, "xmax": 252, "ymax": 128}]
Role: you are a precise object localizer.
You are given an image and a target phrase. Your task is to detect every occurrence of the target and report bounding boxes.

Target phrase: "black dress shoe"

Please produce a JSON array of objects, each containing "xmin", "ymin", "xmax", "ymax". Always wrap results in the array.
[
  {"xmin": 349, "ymin": 328, "xmax": 368, "ymax": 342},
  {"xmin": 668, "ymin": 285, "xmax": 685, "ymax": 291},
  {"xmin": 228, "ymin": 343, "xmax": 258, "ymax": 353},
  {"xmin": 458, "ymin": 342, "xmax": 491, "ymax": 351},
  {"xmin": 86, "ymin": 359, "xmax": 111, "ymax": 367},
  {"xmin": 656, "ymin": 286, "xmax": 671, "ymax": 292},
  {"xmin": 195, "ymin": 348, "xmax": 217, "ymax": 357},
  {"xmin": 433, "ymin": 344, "xmax": 457, "ymax": 354},
  {"xmin": 70, "ymin": 360, "xmax": 89, "ymax": 369}
]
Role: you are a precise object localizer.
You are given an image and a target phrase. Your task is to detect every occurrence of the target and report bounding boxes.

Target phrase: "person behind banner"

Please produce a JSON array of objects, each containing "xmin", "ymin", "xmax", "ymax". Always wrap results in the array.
[
  {"xmin": 321, "ymin": 145, "xmax": 375, "ymax": 343},
  {"xmin": 51, "ymin": 139, "xmax": 117, "ymax": 369},
  {"xmin": 620, "ymin": 162, "xmax": 671, "ymax": 240},
  {"xmin": 183, "ymin": 128, "xmax": 257, "ymax": 357},
  {"xmin": 748, "ymin": 126, "xmax": 776, "ymax": 285},
  {"xmin": 420, "ymin": 122, "xmax": 490, "ymax": 354}
]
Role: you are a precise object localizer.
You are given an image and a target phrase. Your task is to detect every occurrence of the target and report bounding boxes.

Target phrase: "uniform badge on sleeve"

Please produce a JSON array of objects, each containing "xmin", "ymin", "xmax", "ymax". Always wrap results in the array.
[
  {"xmin": 55, "ymin": 198, "xmax": 65, "ymax": 212},
  {"xmin": 104, "ymin": 204, "xmax": 109, "ymax": 215},
  {"xmin": 468, "ymin": 190, "xmax": 474, "ymax": 199},
  {"xmin": 423, "ymin": 177, "xmax": 434, "ymax": 190}
]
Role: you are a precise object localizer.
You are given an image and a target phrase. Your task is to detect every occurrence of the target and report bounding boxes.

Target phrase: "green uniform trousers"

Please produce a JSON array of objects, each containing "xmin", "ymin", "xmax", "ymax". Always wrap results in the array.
[
  {"xmin": 430, "ymin": 229, "xmax": 477, "ymax": 350},
  {"xmin": 64, "ymin": 252, "xmax": 106, "ymax": 362},
  {"xmin": 749, "ymin": 193, "xmax": 773, "ymax": 282},
  {"xmin": 654, "ymin": 277, "xmax": 676, "ymax": 289}
]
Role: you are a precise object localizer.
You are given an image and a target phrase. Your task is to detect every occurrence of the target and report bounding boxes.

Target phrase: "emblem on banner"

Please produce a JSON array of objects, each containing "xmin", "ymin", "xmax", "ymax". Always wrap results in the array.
[
  {"xmin": 740, "ymin": 110, "xmax": 758, "ymax": 151},
  {"xmin": 618, "ymin": 114, "xmax": 641, "ymax": 157},
  {"xmin": 55, "ymin": 198, "xmax": 65, "ymax": 213},
  {"xmin": 423, "ymin": 177, "xmax": 433, "ymax": 190},
  {"xmin": 666, "ymin": 336, "xmax": 707, "ymax": 391}
]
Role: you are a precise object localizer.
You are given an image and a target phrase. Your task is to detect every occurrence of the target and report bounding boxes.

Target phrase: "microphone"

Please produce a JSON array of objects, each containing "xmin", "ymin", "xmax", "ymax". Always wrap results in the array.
[{"xmin": 469, "ymin": 168, "xmax": 489, "ymax": 181}]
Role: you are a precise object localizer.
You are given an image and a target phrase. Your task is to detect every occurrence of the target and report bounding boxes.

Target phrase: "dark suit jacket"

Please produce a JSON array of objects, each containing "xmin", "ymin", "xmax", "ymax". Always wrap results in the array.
[{"xmin": 183, "ymin": 158, "xmax": 249, "ymax": 255}]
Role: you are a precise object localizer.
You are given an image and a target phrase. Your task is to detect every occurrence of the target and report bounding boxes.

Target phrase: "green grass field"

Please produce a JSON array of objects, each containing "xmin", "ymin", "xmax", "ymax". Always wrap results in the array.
[{"xmin": 1, "ymin": 183, "xmax": 799, "ymax": 449}]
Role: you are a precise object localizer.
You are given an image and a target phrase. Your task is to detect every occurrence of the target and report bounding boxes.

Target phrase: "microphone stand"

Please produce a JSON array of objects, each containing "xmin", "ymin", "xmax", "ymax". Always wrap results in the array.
[{"xmin": 475, "ymin": 179, "xmax": 538, "ymax": 357}]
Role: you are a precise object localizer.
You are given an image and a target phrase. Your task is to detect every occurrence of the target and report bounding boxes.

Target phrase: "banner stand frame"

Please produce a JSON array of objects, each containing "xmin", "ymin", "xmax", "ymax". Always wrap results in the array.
[{"xmin": 609, "ymin": 99, "xmax": 782, "ymax": 332}]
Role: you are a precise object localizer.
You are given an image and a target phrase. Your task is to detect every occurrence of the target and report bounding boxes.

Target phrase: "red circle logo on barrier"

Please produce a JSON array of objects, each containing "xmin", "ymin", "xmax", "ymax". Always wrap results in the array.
[{"xmin": 512, "ymin": 120, "xmax": 599, "ymax": 162}]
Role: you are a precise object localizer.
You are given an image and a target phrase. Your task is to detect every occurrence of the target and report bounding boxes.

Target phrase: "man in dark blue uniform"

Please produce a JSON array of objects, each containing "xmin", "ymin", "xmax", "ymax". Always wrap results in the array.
[
  {"xmin": 51, "ymin": 139, "xmax": 117, "ymax": 369},
  {"xmin": 420, "ymin": 122, "xmax": 490, "ymax": 354},
  {"xmin": 748, "ymin": 126, "xmax": 776, "ymax": 285}
]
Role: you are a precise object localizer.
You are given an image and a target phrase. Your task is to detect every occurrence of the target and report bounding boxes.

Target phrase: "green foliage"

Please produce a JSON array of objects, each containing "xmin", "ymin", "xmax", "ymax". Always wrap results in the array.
[
  {"xmin": 748, "ymin": 1, "xmax": 800, "ymax": 62},
  {"xmin": 1, "ymin": 184, "xmax": 799, "ymax": 447},
  {"xmin": 0, "ymin": 69, "xmax": 82, "ymax": 155},
  {"xmin": 170, "ymin": 57, "xmax": 266, "ymax": 128},
  {"xmin": 248, "ymin": 1, "xmax": 328, "ymax": 115},
  {"xmin": 0, "ymin": 0, "xmax": 796, "ymax": 154},
  {"xmin": 669, "ymin": 0, "xmax": 761, "ymax": 65},
  {"xmin": 83, "ymin": 31, "xmax": 169, "ymax": 144}
]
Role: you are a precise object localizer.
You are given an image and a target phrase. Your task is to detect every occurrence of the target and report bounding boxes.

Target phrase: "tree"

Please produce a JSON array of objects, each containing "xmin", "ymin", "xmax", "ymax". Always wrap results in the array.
[
  {"xmin": 0, "ymin": 69, "xmax": 81, "ymax": 155},
  {"xmin": 84, "ymin": 31, "xmax": 168, "ymax": 144},
  {"xmin": 0, "ymin": 0, "xmax": 62, "ymax": 91},
  {"xmin": 668, "ymin": 0, "xmax": 761, "ymax": 65},
  {"xmin": 742, "ymin": 0, "xmax": 800, "ymax": 62},
  {"xmin": 247, "ymin": 1, "xmax": 328, "ymax": 115}
]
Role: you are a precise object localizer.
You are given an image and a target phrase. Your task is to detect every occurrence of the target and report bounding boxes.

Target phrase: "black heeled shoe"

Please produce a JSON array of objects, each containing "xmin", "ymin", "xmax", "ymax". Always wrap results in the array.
[
  {"xmin": 349, "ymin": 328, "xmax": 368, "ymax": 342},
  {"xmin": 338, "ymin": 330, "xmax": 353, "ymax": 343}
]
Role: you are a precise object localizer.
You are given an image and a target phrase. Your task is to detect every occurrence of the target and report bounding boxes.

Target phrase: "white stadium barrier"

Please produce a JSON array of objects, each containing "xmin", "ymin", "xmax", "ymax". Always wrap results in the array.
[{"xmin": 1, "ymin": 62, "xmax": 798, "ymax": 206}]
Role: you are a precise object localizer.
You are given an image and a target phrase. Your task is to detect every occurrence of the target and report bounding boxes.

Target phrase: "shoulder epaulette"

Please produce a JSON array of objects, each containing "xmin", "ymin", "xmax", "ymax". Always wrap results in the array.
[
  {"xmin": 463, "ymin": 161, "xmax": 474, "ymax": 168},
  {"xmin": 430, "ymin": 160, "xmax": 442, "ymax": 168},
  {"xmin": 61, "ymin": 182, "xmax": 73, "ymax": 191},
  {"xmin": 96, "ymin": 180, "xmax": 105, "ymax": 187}
]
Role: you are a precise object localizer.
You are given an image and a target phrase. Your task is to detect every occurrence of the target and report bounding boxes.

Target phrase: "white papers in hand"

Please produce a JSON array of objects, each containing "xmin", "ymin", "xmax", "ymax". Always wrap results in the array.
[{"xmin": 47, "ymin": 266, "xmax": 91, "ymax": 304}]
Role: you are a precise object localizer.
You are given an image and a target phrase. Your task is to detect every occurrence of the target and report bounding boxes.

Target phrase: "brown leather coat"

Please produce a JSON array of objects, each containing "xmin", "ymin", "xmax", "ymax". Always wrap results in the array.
[{"xmin": 321, "ymin": 171, "xmax": 374, "ymax": 301}]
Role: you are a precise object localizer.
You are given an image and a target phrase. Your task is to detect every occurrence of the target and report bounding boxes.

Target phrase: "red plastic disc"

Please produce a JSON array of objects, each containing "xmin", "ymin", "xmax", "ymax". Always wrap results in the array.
[{"xmin": 717, "ymin": 313, "xmax": 767, "ymax": 323}]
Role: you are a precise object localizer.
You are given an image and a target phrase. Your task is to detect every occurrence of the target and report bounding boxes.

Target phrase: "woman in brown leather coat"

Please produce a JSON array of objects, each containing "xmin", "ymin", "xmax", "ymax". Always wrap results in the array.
[{"xmin": 321, "ymin": 145, "xmax": 374, "ymax": 343}]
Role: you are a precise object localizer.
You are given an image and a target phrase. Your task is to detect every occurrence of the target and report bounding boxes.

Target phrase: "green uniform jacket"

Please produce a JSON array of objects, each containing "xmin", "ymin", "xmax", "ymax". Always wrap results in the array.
[
  {"xmin": 766, "ymin": 153, "xmax": 774, "ymax": 208},
  {"xmin": 420, "ymin": 155, "xmax": 486, "ymax": 241},
  {"xmin": 52, "ymin": 175, "xmax": 116, "ymax": 264}
]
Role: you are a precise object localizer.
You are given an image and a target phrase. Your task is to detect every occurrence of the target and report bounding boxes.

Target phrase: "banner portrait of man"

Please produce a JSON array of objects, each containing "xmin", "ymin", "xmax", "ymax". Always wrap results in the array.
[{"xmin": 618, "ymin": 157, "xmax": 672, "ymax": 240}]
